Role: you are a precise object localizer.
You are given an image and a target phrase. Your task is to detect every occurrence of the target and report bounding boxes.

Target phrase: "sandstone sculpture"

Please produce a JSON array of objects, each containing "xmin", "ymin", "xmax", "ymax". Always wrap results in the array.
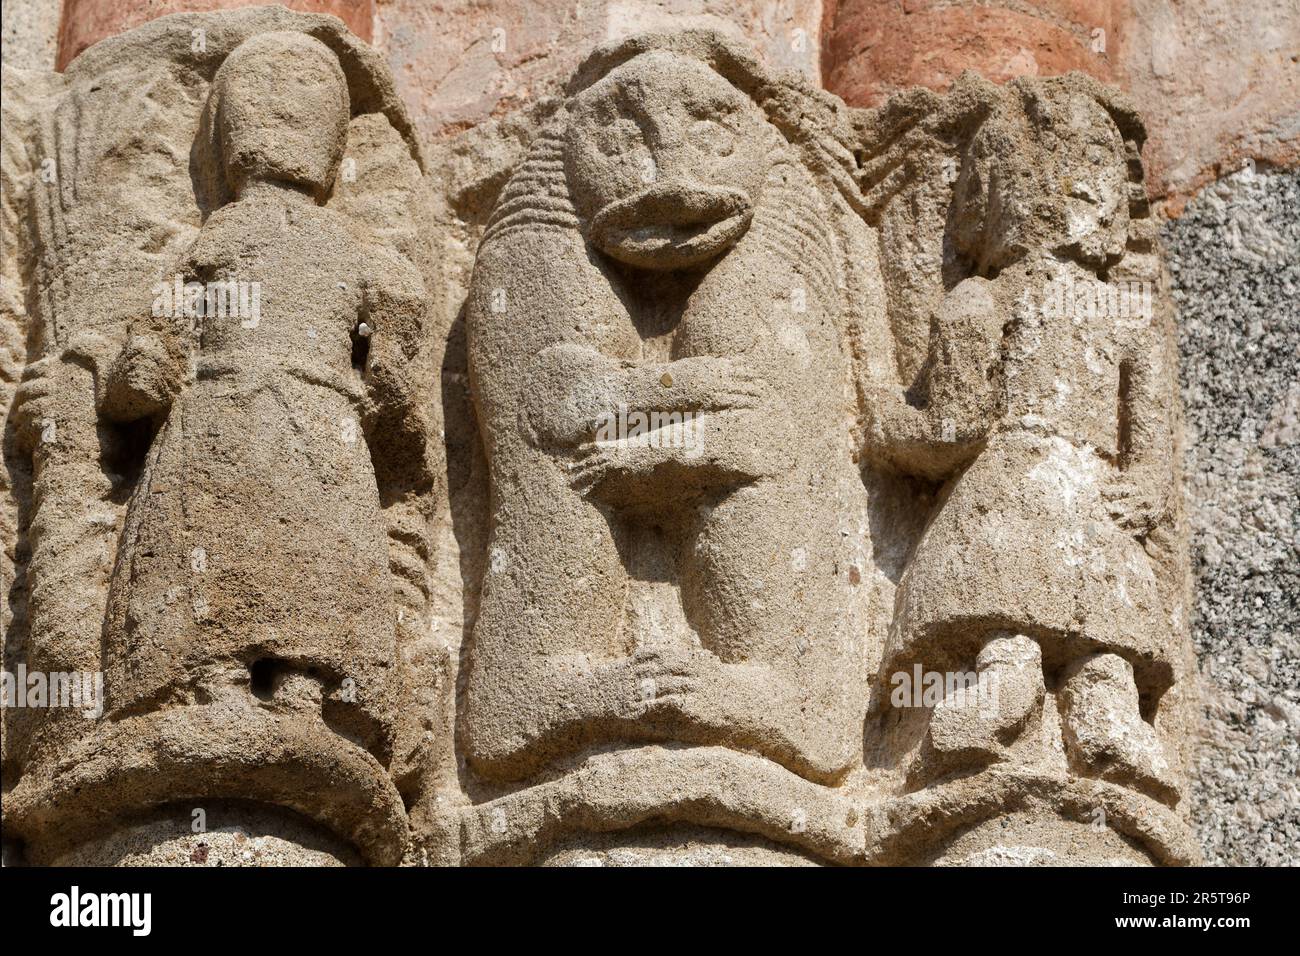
[
  {"xmin": 862, "ymin": 76, "xmax": 1188, "ymax": 807},
  {"xmin": 3, "ymin": 8, "xmax": 439, "ymax": 866},
  {"xmin": 463, "ymin": 35, "xmax": 871, "ymax": 789},
  {"xmin": 0, "ymin": 8, "xmax": 1198, "ymax": 867}
]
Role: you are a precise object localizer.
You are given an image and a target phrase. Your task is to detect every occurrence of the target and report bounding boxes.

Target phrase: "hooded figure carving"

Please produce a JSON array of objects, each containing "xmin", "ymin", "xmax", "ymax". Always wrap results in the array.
[{"xmin": 100, "ymin": 32, "xmax": 428, "ymax": 762}]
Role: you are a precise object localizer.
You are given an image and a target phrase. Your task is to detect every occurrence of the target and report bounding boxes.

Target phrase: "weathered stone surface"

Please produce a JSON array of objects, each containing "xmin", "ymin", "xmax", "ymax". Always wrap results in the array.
[
  {"xmin": 374, "ymin": 0, "xmax": 826, "ymax": 143},
  {"xmin": 813, "ymin": 0, "xmax": 1300, "ymax": 870},
  {"xmin": 463, "ymin": 35, "xmax": 872, "ymax": 792},
  {"xmin": 56, "ymin": 0, "xmax": 375, "ymax": 69},
  {"xmin": 821, "ymin": 0, "xmax": 1300, "ymax": 205},
  {"xmin": 0, "ymin": 0, "xmax": 60, "ymax": 71},
  {"xmin": 50, "ymin": 803, "xmax": 364, "ymax": 866},
  {"xmin": 53, "ymin": 0, "xmax": 826, "ymax": 144},
  {"xmin": 0, "ymin": 6, "xmax": 1216, "ymax": 867},
  {"xmin": 2, "ymin": 6, "xmax": 436, "ymax": 867}
]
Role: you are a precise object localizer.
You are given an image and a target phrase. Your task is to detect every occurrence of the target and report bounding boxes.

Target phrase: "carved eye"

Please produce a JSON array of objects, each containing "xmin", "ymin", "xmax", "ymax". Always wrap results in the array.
[
  {"xmin": 597, "ymin": 119, "xmax": 642, "ymax": 157},
  {"xmin": 689, "ymin": 119, "xmax": 733, "ymax": 157}
]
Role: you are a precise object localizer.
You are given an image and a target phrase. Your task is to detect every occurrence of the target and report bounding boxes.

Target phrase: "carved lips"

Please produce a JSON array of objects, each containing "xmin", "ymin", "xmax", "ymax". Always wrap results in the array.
[{"xmin": 588, "ymin": 184, "xmax": 754, "ymax": 270}]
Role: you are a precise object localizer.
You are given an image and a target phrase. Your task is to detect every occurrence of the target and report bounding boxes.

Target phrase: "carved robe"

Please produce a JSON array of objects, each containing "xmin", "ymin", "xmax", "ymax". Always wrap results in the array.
[{"xmin": 103, "ymin": 193, "xmax": 408, "ymax": 720}]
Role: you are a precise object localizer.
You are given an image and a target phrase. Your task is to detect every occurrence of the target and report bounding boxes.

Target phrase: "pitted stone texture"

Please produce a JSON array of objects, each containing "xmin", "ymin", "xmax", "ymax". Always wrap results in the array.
[
  {"xmin": 926, "ymin": 812, "xmax": 1156, "ymax": 866},
  {"xmin": 1113, "ymin": 0, "xmax": 1300, "ymax": 209},
  {"xmin": 3, "ymin": 10, "xmax": 1203, "ymax": 867},
  {"xmin": 1165, "ymin": 166, "xmax": 1300, "ymax": 866},
  {"xmin": 50, "ymin": 804, "xmax": 362, "ymax": 867},
  {"xmin": 926, "ymin": 635, "xmax": 1045, "ymax": 769},
  {"xmin": 540, "ymin": 827, "xmax": 824, "ymax": 866},
  {"xmin": 0, "ymin": 0, "xmax": 60, "ymax": 70},
  {"xmin": 463, "ymin": 32, "xmax": 872, "ymax": 788},
  {"xmin": 455, "ymin": 33, "xmax": 1196, "ymax": 864},
  {"xmin": 2, "ymin": 7, "xmax": 437, "ymax": 868}
]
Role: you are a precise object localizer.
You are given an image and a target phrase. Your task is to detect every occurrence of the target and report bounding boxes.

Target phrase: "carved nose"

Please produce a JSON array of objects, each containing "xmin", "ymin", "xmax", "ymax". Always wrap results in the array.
[{"xmin": 645, "ymin": 139, "xmax": 704, "ymax": 182}]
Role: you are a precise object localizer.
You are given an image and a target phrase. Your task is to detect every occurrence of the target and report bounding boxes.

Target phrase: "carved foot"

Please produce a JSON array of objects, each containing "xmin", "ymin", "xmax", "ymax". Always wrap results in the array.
[
  {"xmin": 1059, "ymin": 653, "xmax": 1178, "ymax": 804},
  {"xmin": 927, "ymin": 633, "xmax": 1044, "ymax": 765}
]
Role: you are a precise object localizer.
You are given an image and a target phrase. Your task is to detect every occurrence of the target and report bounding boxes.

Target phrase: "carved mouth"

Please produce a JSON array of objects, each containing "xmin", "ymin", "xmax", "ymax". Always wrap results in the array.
[{"xmin": 590, "ymin": 185, "xmax": 753, "ymax": 270}]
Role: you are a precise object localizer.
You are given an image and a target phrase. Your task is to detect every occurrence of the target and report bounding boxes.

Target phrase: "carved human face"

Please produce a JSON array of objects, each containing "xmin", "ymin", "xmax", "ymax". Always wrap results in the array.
[
  {"xmin": 214, "ymin": 32, "xmax": 350, "ymax": 200},
  {"xmin": 953, "ymin": 91, "xmax": 1129, "ymax": 270},
  {"xmin": 1048, "ymin": 93, "xmax": 1130, "ymax": 265},
  {"xmin": 565, "ymin": 51, "xmax": 772, "ymax": 271}
]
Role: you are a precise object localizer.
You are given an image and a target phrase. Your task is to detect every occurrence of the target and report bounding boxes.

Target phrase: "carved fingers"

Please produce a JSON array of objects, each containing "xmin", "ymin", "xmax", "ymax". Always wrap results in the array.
[
  {"xmin": 12, "ymin": 357, "xmax": 62, "ymax": 452},
  {"xmin": 653, "ymin": 355, "xmax": 768, "ymax": 412},
  {"xmin": 606, "ymin": 647, "xmax": 714, "ymax": 721},
  {"xmin": 568, "ymin": 441, "xmax": 620, "ymax": 495},
  {"xmin": 12, "ymin": 352, "xmax": 109, "ymax": 453},
  {"xmin": 629, "ymin": 646, "xmax": 702, "ymax": 706},
  {"xmin": 1102, "ymin": 477, "xmax": 1168, "ymax": 534},
  {"xmin": 567, "ymin": 438, "xmax": 680, "ymax": 496}
]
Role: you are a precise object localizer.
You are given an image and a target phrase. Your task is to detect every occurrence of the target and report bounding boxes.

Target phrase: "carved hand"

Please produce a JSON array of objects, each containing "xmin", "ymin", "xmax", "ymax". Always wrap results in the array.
[
  {"xmin": 633, "ymin": 355, "xmax": 768, "ymax": 414},
  {"xmin": 567, "ymin": 438, "xmax": 674, "ymax": 495},
  {"xmin": 1102, "ymin": 472, "xmax": 1169, "ymax": 535},
  {"xmin": 601, "ymin": 647, "xmax": 707, "ymax": 722},
  {"xmin": 101, "ymin": 333, "xmax": 188, "ymax": 423},
  {"xmin": 13, "ymin": 328, "xmax": 128, "ymax": 450},
  {"xmin": 12, "ymin": 356, "xmax": 76, "ymax": 452}
]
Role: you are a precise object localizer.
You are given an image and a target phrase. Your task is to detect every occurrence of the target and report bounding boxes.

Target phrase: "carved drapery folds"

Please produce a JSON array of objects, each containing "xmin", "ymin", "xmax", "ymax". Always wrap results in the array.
[
  {"xmin": 0, "ymin": 11, "xmax": 1197, "ymax": 866},
  {"xmin": 2, "ymin": 8, "xmax": 439, "ymax": 866}
]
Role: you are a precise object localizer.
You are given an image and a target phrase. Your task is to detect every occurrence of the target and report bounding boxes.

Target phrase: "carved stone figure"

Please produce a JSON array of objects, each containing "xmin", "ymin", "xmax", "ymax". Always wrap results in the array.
[
  {"xmin": 0, "ymin": 10, "xmax": 1201, "ymax": 868},
  {"xmin": 97, "ymin": 29, "xmax": 425, "ymax": 757},
  {"xmin": 463, "ymin": 34, "xmax": 870, "ymax": 787},
  {"xmin": 863, "ymin": 76, "xmax": 1184, "ymax": 806},
  {"xmin": 3, "ymin": 9, "xmax": 439, "ymax": 867}
]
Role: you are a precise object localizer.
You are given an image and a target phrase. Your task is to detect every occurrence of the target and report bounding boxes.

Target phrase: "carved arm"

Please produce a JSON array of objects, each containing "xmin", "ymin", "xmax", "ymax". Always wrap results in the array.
[
  {"xmin": 1105, "ymin": 320, "xmax": 1175, "ymax": 534},
  {"xmin": 523, "ymin": 343, "xmax": 766, "ymax": 451},
  {"xmin": 861, "ymin": 276, "xmax": 1003, "ymax": 481}
]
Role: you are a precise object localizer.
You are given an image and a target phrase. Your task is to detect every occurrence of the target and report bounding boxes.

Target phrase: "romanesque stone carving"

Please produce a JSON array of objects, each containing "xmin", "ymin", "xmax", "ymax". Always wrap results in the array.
[
  {"xmin": 452, "ymin": 34, "xmax": 1197, "ymax": 866},
  {"xmin": 1, "ymin": 11, "xmax": 1198, "ymax": 867},
  {"xmin": 2, "ymin": 8, "xmax": 440, "ymax": 866},
  {"xmin": 860, "ymin": 75, "xmax": 1189, "ymax": 808},
  {"xmin": 462, "ymin": 35, "xmax": 871, "ymax": 790}
]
